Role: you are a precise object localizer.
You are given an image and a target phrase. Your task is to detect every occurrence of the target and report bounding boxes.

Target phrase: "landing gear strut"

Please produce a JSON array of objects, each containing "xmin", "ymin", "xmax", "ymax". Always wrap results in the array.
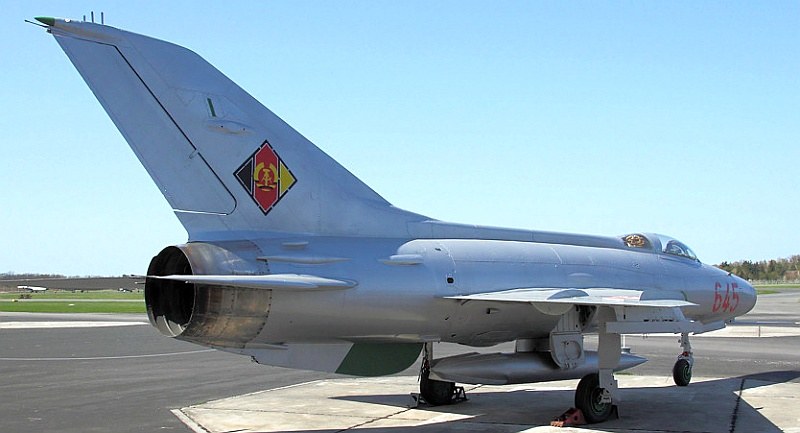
[
  {"xmin": 572, "ymin": 308, "xmax": 620, "ymax": 424},
  {"xmin": 420, "ymin": 365, "xmax": 456, "ymax": 405},
  {"xmin": 673, "ymin": 332, "xmax": 693, "ymax": 386},
  {"xmin": 418, "ymin": 343, "xmax": 465, "ymax": 406}
]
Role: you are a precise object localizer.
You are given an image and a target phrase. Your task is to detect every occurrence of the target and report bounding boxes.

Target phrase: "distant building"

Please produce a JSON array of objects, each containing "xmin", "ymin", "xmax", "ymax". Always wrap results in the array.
[{"xmin": 785, "ymin": 270, "xmax": 800, "ymax": 281}]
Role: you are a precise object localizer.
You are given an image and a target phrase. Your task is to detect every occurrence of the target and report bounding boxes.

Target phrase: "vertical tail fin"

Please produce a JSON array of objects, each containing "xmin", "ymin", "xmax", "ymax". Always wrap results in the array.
[{"xmin": 44, "ymin": 19, "xmax": 426, "ymax": 240}]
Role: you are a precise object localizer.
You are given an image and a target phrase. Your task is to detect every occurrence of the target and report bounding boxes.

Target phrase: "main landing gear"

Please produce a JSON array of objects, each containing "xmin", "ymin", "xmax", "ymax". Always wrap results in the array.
[
  {"xmin": 574, "ymin": 373, "xmax": 616, "ymax": 423},
  {"xmin": 418, "ymin": 343, "xmax": 466, "ymax": 406},
  {"xmin": 569, "ymin": 308, "xmax": 621, "ymax": 424},
  {"xmin": 673, "ymin": 332, "xmax": 693, "ymax": 386},
  {"xmin": 570, "ymin": 331, "xmax": 694, "ymax": 423},
  {"xmin": 570, "ymin": 323, "xmax": 621, "ymax": 424}
]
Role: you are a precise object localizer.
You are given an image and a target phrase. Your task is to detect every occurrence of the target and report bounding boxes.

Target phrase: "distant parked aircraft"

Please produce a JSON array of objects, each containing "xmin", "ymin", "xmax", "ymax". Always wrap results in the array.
[{"xmin": 17, "ymin": 285, "xmax": 47, "ymax": 292}]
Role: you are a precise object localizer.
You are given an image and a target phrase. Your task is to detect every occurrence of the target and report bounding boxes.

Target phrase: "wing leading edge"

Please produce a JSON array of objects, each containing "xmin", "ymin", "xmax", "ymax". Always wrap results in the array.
[
  {"xmin": 446, "ymin": 287, "xmax": 695, "ymax": 308},
  {"xmin": 446, "ymin": 288, "xmax": 724, "ymax": 335}
]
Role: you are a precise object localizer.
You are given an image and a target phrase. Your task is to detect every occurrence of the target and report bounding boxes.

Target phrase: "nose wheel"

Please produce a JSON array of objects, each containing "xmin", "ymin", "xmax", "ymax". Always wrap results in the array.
[
  {"xmin": 673, "ymin": 358, "xmax": 692, "ymax": 386},
  {"xmin": 673, "ymin": 332, "xmax": 693, "ymax": 387}
]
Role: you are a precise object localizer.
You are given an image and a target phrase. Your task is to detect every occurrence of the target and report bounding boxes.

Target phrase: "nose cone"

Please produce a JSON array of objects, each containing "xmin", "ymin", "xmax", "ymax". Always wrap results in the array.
[
  {"xmin": 735, "ymin": 277, "xmax": 757, "ymax": 316},
  {"xmin": 35, "ymin": 16, "xmax": 56, "ymax": 26}
]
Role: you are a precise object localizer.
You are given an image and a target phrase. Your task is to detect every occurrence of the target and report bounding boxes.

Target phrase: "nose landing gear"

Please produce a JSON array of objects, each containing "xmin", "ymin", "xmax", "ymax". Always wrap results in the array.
[{"xmin": 673, "ymin": 332, "xmax": 693, "ymax": 386}]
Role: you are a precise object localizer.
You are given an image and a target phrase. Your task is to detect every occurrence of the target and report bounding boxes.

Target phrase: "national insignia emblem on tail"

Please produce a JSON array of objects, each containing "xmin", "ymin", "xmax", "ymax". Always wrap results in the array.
[{"xmin": 234, "ymin": 140, "xmax": 297, "ymax": 215}]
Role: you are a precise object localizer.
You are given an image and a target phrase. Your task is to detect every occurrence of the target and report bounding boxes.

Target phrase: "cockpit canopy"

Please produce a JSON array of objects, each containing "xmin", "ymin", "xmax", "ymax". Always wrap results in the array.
[{"xmin": 621, "ymin": 233, "xmax": 699, "ymax": 261}]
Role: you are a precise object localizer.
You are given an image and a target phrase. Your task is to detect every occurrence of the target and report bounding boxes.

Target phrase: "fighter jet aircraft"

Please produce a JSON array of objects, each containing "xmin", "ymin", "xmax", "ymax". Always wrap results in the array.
[{"xmin": 36, "ymin": 16, "xmax": 756, "ymax": 423}]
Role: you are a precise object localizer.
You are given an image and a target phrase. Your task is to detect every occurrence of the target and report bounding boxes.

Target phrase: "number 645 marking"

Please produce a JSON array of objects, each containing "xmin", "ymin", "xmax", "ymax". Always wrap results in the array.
[{"xmin": 713, "ymin": 282, "xmax": 739, "ymax": 313}]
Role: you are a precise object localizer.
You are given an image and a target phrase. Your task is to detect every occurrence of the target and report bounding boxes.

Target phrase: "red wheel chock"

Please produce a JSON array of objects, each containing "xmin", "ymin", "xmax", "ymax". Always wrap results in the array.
[{"xmin": 550, "ymin": 407, "xmax": 587, "ymax": 427}]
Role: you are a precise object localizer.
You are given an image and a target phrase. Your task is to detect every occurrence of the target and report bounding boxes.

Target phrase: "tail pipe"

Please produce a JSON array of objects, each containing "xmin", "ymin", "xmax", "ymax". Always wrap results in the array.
[{"xmin": 144, "ymin": 242, "xmax": 270, "ymax": 349}]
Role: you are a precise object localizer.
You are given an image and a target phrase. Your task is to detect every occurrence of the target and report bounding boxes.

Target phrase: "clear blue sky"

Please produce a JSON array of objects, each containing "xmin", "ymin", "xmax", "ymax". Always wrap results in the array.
[{"xmin": 2, "ymin": 2, "xmax": 798, "ymax": 276}]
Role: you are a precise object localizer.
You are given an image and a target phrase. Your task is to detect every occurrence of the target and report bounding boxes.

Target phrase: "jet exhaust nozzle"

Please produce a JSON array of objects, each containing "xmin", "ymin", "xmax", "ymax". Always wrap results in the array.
[{"xmin": 145, "ymin": 242, "xmax": 270, "ymax": 348}]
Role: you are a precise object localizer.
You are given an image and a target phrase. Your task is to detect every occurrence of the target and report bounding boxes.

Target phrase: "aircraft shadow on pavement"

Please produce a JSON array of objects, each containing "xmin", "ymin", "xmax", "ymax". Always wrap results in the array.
[
  {"xmin": 185, "ymin": 371, "xmax": 798, "ymax": 433},
  {"xmin": 246, "ymin": 372, "xmax": 797, "ymax": 433}
]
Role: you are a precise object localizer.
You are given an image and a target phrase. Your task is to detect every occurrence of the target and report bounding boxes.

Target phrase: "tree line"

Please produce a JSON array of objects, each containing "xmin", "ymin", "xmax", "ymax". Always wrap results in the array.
[
  {"xmin": 716, "ymin": 255, "xmax": 800, "ymax": 282},
  {"xmin": 0, "ymin": 272, "xmax": 66, "ymax": 280}
]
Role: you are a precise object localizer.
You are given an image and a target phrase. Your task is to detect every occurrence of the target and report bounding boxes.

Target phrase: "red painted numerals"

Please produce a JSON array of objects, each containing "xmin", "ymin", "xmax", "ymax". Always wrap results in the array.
[{"xmin": 712, "ymin": 282, "xmax": 740, "ymax": 313}]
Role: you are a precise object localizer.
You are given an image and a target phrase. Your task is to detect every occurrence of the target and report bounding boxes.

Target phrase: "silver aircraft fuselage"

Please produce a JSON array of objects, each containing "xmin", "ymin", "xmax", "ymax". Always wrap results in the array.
[{"xmin": 168, "ymin": 232, "xmax": 755, "ymax": 348}]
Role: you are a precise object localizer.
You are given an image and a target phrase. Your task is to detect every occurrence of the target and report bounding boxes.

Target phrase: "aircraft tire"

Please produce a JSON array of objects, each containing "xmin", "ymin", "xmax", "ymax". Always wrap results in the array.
[
  {"xmin": 420, "ymin": 370, "xmax": 455, "ymax": 406},
  {"xmin": 673, "ymin": 358, "xmax": 692, "ymax": 386},
  {"xmin": 575, "ymin": 373, "xmax": 613, "ymax": 424}
]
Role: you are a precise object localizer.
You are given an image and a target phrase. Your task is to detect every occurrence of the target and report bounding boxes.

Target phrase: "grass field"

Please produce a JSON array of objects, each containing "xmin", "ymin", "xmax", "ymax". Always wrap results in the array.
[
  {"xmin": 756, "ymin": 289, "xmax": 780, "ymax": 295},
  {"xmin": 0, "ymin": 291, "xmax": 143, "ymax": 300},
  {"xmin": 754, "ymin": 283, "xmax": 800, "ymax": 290},
  {"xmin": 0, "ymin": 290, "xmax": 145, "ymax": 313},
  {"xmin": 0, "ymin": 301, "xmax": 145, "ymax": 313},
  {"xmin": 754, "ymin": 283, "xmax": 800, "ymax": 296}
]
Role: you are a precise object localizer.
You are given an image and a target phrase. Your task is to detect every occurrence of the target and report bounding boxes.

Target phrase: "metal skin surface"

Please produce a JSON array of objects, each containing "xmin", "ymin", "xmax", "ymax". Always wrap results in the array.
[
  {"xmin": 429, "ymin": 351, "xmax": 647, "ymax": 385},
  {"xmin": 144, "ymin": 236, "xmax": 752, "ymax": 349},
  {"xmin": 39, "ymin": 16, "xmax": 757, "ymax": 421},
  {"xmin": 248, "ymin": 237, "xmax": 750, "ymax": 346}
]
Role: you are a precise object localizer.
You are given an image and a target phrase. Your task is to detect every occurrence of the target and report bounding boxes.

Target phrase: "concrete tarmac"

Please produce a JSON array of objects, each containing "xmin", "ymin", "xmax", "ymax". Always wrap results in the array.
[
  {"xmin": 1, "ymin": 290, "xmax": 798, "ymax": 433},
  {"xmin": 0, "ymin": 312, "xmax": 336, "ymax": 432},
  {"xmin": 177, "ymin": 374, "xmax": 799, "ymax": 432}
]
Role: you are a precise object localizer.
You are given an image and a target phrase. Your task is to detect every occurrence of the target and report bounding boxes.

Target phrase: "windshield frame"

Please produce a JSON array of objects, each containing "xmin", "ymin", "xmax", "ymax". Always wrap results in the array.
[{"xmin": 620, "ymin": 233, "xmax": 700, "ymax": 262}]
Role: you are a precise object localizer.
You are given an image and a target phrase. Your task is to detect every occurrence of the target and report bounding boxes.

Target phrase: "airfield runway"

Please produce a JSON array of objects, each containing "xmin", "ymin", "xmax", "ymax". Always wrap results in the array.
[{"xmin": 1, "ymin": 291, "xmax": 798, "ymax": 433}]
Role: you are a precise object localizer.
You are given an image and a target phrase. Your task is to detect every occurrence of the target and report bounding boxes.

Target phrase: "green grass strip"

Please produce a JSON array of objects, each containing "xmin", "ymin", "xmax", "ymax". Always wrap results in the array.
[
  {"xmin": 754, "ymin": 284, "xmax": 800, "ymax": 289},
  {"xmin": 0, "ymin": 291, "xmax": 143, "ymax": 300},
  {"xmin": 0, "ymin": 301, "xmax": 145, "ymax": 314},
  {"xmin": 756, "ymin": 289, "xmax": 780, "ymax": 295}
]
